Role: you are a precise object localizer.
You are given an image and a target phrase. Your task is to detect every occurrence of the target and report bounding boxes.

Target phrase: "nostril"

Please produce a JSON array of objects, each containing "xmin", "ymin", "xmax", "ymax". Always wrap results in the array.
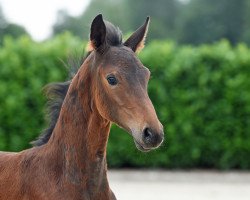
[
  {"xmin": 142, "ymin": 128, "xmax": 164, "ymax": 148},
  {"xmin": 143, "ymin": 128, "xmax": 153, "ymax": 143}
]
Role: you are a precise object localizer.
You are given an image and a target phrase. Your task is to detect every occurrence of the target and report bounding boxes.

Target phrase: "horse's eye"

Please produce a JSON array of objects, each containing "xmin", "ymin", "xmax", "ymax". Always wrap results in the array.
[{"xmin": 107, "ymin": 76, "xmax": 118, "ymax": 86}]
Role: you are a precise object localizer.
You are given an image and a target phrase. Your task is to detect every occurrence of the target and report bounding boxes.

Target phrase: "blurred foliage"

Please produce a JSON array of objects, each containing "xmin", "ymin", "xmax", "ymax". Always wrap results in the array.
[
  {"xmin": 109, "ymin": 40, "xmax": 250, "ymax": 169},
  {"xmin": 0, "ymin": 34, "xmax": 249, "ymax": 169},
  {"xmin": 0, "ymin": 33, "xmax": 84, "ymax": 151},
  {"xmin": 177, "ymin": 0, "xmax": 250, "ymax": 44},
  {"xmin": 53, "ymin": 0, "xmax": 181, "ymax": 41},
  {"xmin": 0, "ymin": 6, "xmax": 28, "ymax": 44},
  {"xmin": 52, "ymin": 0, "xmax": 250, "ymax": 45}
]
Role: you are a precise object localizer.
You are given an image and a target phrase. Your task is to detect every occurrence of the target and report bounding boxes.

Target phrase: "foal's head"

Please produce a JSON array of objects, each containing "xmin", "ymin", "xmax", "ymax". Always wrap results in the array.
[{"xmin": 86, "ymin": 14, "xmax": 164, "ymax": 152}]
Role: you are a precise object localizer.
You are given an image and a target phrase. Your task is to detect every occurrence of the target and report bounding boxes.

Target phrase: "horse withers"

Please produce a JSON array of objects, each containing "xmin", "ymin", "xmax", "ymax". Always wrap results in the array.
[{"xmin": 0, "ymin": 14, "xmax": 164, "ymax": 200}]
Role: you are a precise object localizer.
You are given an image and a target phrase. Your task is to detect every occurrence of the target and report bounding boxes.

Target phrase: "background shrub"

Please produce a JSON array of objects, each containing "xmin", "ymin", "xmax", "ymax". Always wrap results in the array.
[
  {"xmin": 0, "ymin": 35, "xmax": 249, "ymax": 169},
  {"xmin": 109, "ymin": 40, "xmax": 250, "ymax": 169},
  {"xmin": 0, "ymin": 34, "xmax": 83, "ymax": 151}
]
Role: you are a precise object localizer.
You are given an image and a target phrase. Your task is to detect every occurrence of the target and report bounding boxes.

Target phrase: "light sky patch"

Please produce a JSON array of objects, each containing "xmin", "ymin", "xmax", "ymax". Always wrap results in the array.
[{"xmin": 0, "ymin": 0, "xmax": 90, "ymax": 41}]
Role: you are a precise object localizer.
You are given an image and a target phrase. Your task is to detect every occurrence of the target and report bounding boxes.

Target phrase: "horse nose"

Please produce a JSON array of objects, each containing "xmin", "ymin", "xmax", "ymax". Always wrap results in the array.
[{"xmin": 142, "ymin": 127, "xmax": 164, "ymax": 148}]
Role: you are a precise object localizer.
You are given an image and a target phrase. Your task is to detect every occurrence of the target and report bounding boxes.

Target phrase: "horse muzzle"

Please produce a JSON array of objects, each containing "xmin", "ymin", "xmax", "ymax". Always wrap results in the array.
[{"xmin": 133, "ymin": 127, "xmax": 164, "ymax": 152}]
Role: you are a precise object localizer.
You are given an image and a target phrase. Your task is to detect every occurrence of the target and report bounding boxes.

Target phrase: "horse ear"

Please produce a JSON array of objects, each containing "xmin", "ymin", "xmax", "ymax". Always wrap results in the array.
[
  {"xmin": 124, "ymin": 17, "xmax": 150, "ymax": 53},
  {"xmin": 89, "ymin": 14, "xmax": 106, "ymax": 51}
]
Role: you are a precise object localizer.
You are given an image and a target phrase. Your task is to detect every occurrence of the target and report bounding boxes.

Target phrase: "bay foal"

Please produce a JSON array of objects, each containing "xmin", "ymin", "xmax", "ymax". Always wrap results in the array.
[{"xmin": 0, "ymin": 14, "xmax": 164, "ymax": 200}]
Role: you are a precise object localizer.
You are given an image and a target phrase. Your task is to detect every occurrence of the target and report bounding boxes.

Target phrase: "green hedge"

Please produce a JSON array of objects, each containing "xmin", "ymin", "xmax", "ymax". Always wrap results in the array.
[
  {"xmin": 0, "ymin": 34, "xmax": 83, "ymax": 151},
  {"xmin": 0, "ymin": 35, "xmax": 249, "ymax": 169},
  {"xmin": 109, "ymin": 40, "xmax": 250, "ymax": 169}
]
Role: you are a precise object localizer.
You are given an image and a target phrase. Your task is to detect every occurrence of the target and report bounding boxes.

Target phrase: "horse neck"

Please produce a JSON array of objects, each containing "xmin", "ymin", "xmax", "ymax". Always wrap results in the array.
[{"xmin": 44, "ymin": 60, "xmax": 111, "ymax": 192}]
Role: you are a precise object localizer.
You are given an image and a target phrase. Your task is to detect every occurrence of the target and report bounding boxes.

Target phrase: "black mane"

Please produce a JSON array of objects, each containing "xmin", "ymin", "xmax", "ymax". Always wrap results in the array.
[{"xmin": 32, "ymin": 21, "xmax": 123, "ymax": 146}]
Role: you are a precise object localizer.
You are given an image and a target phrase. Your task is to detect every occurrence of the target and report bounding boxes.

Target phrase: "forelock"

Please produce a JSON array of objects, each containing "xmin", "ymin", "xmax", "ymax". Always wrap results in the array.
[{"xmin": 104, "ymin": 21, "xmax": 122, "ymax": 46}]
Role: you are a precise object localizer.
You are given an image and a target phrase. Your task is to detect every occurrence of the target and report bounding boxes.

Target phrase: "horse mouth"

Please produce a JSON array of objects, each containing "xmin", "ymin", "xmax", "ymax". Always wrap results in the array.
[{"xmin": 134, "ymin": 140, "xmax": 151, "ymax": 152}]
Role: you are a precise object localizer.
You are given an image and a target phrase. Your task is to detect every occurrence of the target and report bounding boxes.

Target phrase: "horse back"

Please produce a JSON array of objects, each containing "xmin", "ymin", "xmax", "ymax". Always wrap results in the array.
[
  {"xmin": 0, "ymin": 151, "xmax": 24, "ymax": 199},
  {"xmin": 0, "ymin": 148, "xmax": 68, "ymax": 200}
]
